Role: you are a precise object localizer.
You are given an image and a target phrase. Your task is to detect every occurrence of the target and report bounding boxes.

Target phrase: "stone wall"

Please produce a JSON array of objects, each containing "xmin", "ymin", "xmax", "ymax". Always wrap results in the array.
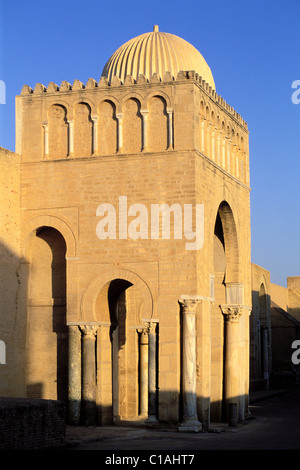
[{"xmin": 0, "ymin": 397, "xmax": 65, "ymax": 450}]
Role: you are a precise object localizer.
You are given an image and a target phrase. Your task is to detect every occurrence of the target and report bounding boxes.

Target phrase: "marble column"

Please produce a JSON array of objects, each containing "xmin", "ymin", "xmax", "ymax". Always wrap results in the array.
[
  {"xmin": 80, "ymin": 324, "xmax": 98, "ymax": 426},
  {"xmin": 179, "ymin": 299, "xmax": 202, "ymax": 432},
  {"xmin": 68, "ymin": 325, "xmax": 82, "ymax": 425},
  {"xmin": 147, "ymin": 322, "xmax": 158, "ymax": 422},
  {"xmin": 221, "ymin": 305, "xmax": 241, "ymax": 420},
  {"xmin": 138, "ymin": 328, "xmax": 149, "ymax": 417}
]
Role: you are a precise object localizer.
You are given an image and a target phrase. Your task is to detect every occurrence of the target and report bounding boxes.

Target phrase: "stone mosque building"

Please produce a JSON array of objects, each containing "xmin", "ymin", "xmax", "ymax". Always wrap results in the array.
[{"xmin": 0, "ymin": 26, "xmax": 299, "ymax": 431}]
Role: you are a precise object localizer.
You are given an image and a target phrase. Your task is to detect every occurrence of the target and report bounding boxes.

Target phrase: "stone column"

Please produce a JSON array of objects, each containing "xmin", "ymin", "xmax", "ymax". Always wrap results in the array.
[
  {"xmin": 116, "ymin": 113, "xmax": 123, "ymax": 153},
  {"xmin": 91, "ymin": 115, "xmax": 98, "ymax": 155},
  {"xmin": 138, "ymin": 328, "xmax": 149, "ymax": 417},
  {"xmin": 80, "ymin": 325, "xmax": 98, "ymax": 426},
  {"xmin": 221, "ymin": 305, "xmax": 241, "ymax": 420},
  {"xmin": 68, "ymin": 119, "xmax": 74, "ymax": 157},
  {"xmin": 141, "ymin": 111, "xmax": 148, "ymax": 151},
  {"xmin": 167, "ymin": 109, "xmax": 173, "ymax": 149},
  {"xmin": 68, "ymin": 325, "xmax": 82, "ymax": 425},
  {"xmin": 42, "ymin": 122, "xmax": 49, "ymax": 158},
  {"xmin": 179, "ymin": 299, "xmax": 202, "ymax": 432},
  {"xmin": 147, "ymin": 322, "xmax": 158, "ymax": 422}
]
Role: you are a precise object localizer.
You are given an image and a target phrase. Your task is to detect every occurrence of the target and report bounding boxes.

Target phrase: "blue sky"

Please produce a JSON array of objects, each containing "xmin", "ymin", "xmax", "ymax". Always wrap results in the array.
[{"xmin": 0, "ymin": 0, "xmax": 299, "ymax": 287}]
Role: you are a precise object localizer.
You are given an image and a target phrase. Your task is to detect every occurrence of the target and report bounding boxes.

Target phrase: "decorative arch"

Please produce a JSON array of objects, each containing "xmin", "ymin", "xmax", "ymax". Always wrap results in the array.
[
  {"xmin": 45, "ymin": 99, "xmax": 71, "ymax": 122},
  {"xmin": 120, "ymin": 91, "xmax": 145, "ymax": 109},
  {"xmin": 22, "ymin": 214, "xmax": 77, "ymax": 260},
  {"xmin": 81, "ymin": 267, "xmax": 154, "ymax": 323},
  {"xmin": 73, "ymin": 102, "xmax": 93, "ymax": 157},
  {"xmin": 48, "ymin": 104, "xmax": 68, "ymax": 159},
  {"xmin": 210, "ymin": 193, "xmax": 240, "ymax": 286},
  {"xmin": 217, "ymin": 201, "xmax": 240, "ymax": 284},
  {"xmin": 72, "ymin": 97, "xmax": 97, "ymax": 117},
  {"xmin": 122, "ymin": 97, "xmax": 142, "ymax": 153},
  {"xmin": 145, "ymin": 90, "xmax": 172, "ymax": 110},
  {"xmin": 147, "ymin": 94, "xmax": 168, "ymax": 151},
  {"xmin": 98, "ymin": 99, "xmax": 118, "ymax": 155}
]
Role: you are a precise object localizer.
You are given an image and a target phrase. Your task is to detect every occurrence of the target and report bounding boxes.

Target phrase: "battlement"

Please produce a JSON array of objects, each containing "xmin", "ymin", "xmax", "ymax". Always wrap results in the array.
[{"xmin": 20, "ymin": 70, "xmax": 248, "ymax": 130}]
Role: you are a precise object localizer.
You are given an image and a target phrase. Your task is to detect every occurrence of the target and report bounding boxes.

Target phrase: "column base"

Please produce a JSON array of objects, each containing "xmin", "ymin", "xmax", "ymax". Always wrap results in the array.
[
  {"xmin": 178, "ymin": 417, "xmax": 202, "ymax": 433},
  {"xmin": 146, "ymin": 415, "xmax": 158, "ymax": 426}
]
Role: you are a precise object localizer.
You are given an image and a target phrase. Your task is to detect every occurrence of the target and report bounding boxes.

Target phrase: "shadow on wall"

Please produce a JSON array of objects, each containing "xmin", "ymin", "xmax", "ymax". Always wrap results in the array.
[
  {"xmin": 67, "ymin": 390, "xmax": 248, "ymax": 429},
  {"xmin": 250, "ymin": 289, "xmax": 271, "ymax": 391},
  {"xmin": 0, "ymin": 239, "xmax": 28, "ymax": 396},
  {"xmin": 0, "ymin": 228, "xmax": 68, "ymax": 401},
  {"xmin": 270, "ymin": 301, "xmax": 300, "ymax": 387}
]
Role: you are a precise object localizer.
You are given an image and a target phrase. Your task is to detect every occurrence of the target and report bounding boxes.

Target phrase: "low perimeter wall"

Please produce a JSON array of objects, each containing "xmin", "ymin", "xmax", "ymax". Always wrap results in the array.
[{"xmin": 0, "ymin": 397, "xmax": 66, "ymax": 450}]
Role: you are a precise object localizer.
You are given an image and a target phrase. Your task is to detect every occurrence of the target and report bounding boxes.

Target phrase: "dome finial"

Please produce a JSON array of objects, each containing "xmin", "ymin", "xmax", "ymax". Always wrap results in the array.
[{"xmin": 153, "ymin": 25, "xmax": 159, "ymax": 32}]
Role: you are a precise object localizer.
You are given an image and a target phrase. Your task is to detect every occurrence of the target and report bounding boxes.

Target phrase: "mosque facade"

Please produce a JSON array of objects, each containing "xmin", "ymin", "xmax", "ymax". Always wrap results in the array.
[{"xmin": 0, "ymin": 26, "xmax": 297, "ymax": 430}]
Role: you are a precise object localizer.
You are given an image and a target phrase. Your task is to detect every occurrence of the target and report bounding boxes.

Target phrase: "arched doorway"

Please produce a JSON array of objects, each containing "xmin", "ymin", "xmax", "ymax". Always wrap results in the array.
[
  {"xmin": 25, "ymin": 226, "xmax": 68, "ymax": 401},
  {"xmin": 211, "ymin": 201, "xmax": 240, "ymax": 422},
  {"xmin": 93, "ymin": 276, "xmax": 156, "ymax": 425}
]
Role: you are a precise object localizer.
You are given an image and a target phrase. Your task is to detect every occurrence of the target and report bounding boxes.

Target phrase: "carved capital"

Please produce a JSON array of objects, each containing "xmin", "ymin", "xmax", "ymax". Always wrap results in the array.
[
  {"xmin": 221, "ymin": 305, "xmax": 241, "ymax": 323},
  {"xmin": 79, "ymin": 324, "xmax": 98, "ymax": 338},
  {"xmin": 179, "ymin": 298, "xmax": 201, "ymax": 314}
]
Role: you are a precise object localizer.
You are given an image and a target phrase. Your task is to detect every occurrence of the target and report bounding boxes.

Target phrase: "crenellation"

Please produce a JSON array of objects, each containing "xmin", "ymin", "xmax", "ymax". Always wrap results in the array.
[
  {"xmin": 124, "ymin": 75, "xmax": 135, "ymax": 85},
  {"xmin": 21, "ymin": 71, "xmax": 247, "ymax": 128},
  {"xmin": 21, "ymin": 84, "xmax": 33, "ymax": 95},
  {"xmin": 72, "ymin": 79, "xmax": 85, "ymax": 90},
  {"xmin": 86, "ymin": 78, "xmax": 98, "ymax": 89},
  {"xmin": 60, "ymin": 80, "xmax": 72, "ymax": 91},
  {"xmin": 47, "ymin": 82, "xmax": 59, "ymax": 93},
  {"xmin": 34, "ymin": 83, "xmax": 46, "ymax": 94},
  {"xmin": 98, "ymin": 76, "xmax": 109, "ymax": 87}
]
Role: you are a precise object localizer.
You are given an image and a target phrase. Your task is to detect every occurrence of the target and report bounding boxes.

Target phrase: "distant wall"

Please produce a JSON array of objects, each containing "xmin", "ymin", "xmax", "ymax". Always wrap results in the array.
[
  {"xmin": 0, "ymin": 398, "xmax": 65, "ymax": 450},
  {"xmin": 270, "ymin": 283, "xmax": 288, "ymax": 310},
  {"xmin": 288, "ymin": 277, "xmax": 300, "ymax": 322}
]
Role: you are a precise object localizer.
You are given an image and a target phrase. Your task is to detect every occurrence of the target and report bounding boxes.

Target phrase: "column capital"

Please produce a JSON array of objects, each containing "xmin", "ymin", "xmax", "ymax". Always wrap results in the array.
[
  {"xmin": 179, "ymin": 298, "xmax": 202, "ymax": 314},
  {"xmin": 220, "ymin": 305, "xmax": 242, "ymax": 323},
  {"xmin": 144, "ymin": 321, "xmax": 157, "ymax": 334},
  {"xmin": 80, "ymin": 324, "xmax": 98, "ymax": 337}
]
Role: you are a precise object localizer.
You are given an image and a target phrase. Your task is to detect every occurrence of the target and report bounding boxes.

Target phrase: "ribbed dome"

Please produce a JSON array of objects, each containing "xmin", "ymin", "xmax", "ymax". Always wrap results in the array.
[{"xmin": 101, "ymin": 25, "xmax": 215, "ymax": 89}]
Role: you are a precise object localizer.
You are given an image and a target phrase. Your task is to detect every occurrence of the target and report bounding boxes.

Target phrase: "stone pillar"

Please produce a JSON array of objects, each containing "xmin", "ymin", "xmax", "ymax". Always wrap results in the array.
[
  {"xmin": 221, "ymin": 305, "xmax": 241, "ymax": 420},
  {"xmin": 80, "ymin": 325, "xmax": 97, "ymax": 426},
  {"xmin": 68, "ymin": 325, "xmax": 82, "ymax": 425},
  {"xmin": 68, "ymin": 119, "xmax": 74, "ymax": 157},
  {"xmin": 167, "ymin": 109, "xmax": 173, "ymax": 149},
  {"xmin": 42, "ymin": 122, "xmax": 49, "ymax": 158},
  {"xmin": 91, "ymin": 115, "xmax": 98, "ymax": 155},
  {"xmin": 147, "ymin": 322, "xmax": 158, "ymax": 422},
  {"xmin": 116, "ymin": 113, "xmax": 123, "ymax": 153},
  {"xmin": 141, "ymin": 111, "xmax": 148, "ymax": 151},
  {"xmin": 179, "ymin": 299, "xmax": 202, "ymax": 432},
  {"xmin": 138, "ymin": 328, "xmax": 149, "ymax": 417}
]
